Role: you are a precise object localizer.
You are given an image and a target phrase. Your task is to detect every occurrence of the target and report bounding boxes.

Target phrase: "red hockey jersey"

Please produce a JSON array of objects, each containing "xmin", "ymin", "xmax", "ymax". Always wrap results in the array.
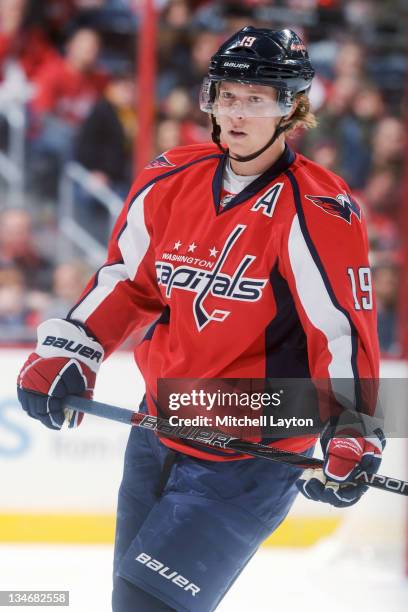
[{"xmin": 68, "ymin": 143, "xmax": 379, "ymax": 460}]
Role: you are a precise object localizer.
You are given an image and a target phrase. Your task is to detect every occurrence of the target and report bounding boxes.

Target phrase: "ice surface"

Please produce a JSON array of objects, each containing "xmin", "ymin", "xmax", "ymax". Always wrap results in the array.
[{"xmin": 1, "ymin": 543, "xmax": 407, "ymax": 611}]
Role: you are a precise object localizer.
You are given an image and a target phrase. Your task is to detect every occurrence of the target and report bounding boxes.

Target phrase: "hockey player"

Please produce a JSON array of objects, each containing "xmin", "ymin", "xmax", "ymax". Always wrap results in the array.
[{"xmin": 17, "ymin": 27, "xmax": 385, "ymax": 612}]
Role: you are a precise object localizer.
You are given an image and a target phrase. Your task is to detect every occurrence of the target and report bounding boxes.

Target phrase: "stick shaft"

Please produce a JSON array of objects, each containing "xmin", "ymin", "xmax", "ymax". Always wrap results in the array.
[
  {"xmin": 63, "ymin": 395, "xmax": 408, "ymax": 497},
  {"xmin": 64, "ymin": 395, "xmax": 321, "ymax": 467}
]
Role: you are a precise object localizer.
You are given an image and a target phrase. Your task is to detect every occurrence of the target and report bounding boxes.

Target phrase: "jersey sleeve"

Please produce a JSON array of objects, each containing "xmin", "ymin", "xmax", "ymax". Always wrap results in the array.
[
  {"xmin": 67, "ymin": 180, "xmax": 165, "ymax": 357},
  {"xmin": 280, "ymin": 172, "xmax": 379, "ymax": 421}
]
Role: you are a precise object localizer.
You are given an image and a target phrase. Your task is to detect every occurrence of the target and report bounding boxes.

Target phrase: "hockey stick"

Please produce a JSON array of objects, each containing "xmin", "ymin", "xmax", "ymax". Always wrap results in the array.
[{"xmin": 63, "ymin": 395, "xmax": 408, "ymax": 497}]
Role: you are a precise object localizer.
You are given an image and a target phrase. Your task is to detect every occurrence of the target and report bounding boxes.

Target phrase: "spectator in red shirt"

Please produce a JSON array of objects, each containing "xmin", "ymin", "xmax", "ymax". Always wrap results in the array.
[
  {"xmin": 30, "ymin": 27, "xmax": 109, "ymax": 197},
  {"xmin": 32, "ymin": 27, "xmax": 108, "ymax": 126}
]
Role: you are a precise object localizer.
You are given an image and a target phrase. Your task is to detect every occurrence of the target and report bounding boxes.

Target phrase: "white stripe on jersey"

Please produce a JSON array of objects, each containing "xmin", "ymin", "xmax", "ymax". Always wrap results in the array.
[
  {"xmin": 70, "ymin": 184, "xmax": 154, "ymax": 321},
  {"xmin": 288, "ymin": 215, "xmax": 355, "ymax": 405},
  {"xmin": 119, "ymin": 184, "xmax": 154, "ymax": 278},
  {"xmin": 71, "ymin": 261, "xmax": 128, "ymax": 321}
]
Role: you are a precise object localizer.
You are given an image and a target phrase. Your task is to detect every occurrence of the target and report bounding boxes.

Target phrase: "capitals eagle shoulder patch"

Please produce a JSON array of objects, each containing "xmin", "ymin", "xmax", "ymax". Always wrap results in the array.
[{"xmin": 305, "ymin": 193, "xmax": 361, "ymax": 224}]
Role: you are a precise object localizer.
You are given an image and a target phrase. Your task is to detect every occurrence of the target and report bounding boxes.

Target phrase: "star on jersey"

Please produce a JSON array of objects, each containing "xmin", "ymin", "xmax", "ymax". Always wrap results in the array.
[
  {"xmin": 188, "ymin": 243, "xmax": 197, "ymax": 253},
  {"xmin": 209, "ymin": 247, "xmax": 219, "ymax": 257},
  {"xmin": 156, "ymin": 225, "xmax": 268, "ymax": 331},
  {"xmin": 174, "ymin": 241, "xmax": 182, "ymax": 251}
]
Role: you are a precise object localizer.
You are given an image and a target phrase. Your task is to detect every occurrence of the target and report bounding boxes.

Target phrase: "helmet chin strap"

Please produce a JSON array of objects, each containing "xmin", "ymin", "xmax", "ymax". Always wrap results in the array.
[{"xmin": 210, "ymin": 115, "xmax": 293, "ymax": 162}]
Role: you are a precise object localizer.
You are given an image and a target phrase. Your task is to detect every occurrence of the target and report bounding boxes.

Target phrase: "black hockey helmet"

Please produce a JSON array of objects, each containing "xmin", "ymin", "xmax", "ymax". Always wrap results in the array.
[
  {"xmin": 200, "ymin": 27, "xmax": 315, "ymax": 117},
  {"xmin": 200, "ymin": 27, "xmax": 315, "ymax": 162}
]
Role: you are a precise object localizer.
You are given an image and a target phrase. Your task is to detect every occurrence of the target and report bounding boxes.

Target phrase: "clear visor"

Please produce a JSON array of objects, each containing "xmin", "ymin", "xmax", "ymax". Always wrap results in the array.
[{"xmin": 199, "ymin": 77, "xmax": 294, "ymax": 118}]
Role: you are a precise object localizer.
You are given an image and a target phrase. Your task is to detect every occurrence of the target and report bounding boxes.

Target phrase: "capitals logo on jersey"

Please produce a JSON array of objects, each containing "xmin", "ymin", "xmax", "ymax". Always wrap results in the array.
[
  {"xmin": 305, "ymin": 193, "xmax": 361, "ymax": 224},
  {"xmin": 156, "ymin": 225, "xmax": 268, "ymax": 331}
]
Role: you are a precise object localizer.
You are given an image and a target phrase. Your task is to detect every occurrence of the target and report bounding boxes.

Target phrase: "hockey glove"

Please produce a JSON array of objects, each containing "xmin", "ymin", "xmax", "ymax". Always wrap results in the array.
[
  {"xmin": 296, "ymin": 423, "xmax": 385, "ymax": 508},
  {"xmin": 17, "ymin": 319, "xmax": 104, "ymax": 430}
]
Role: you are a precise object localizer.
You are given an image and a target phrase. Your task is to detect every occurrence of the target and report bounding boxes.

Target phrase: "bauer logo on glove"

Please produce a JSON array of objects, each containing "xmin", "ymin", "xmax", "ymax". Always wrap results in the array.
[
  {"xmin": 17, "ymin": 319, "xmax": 104, "ymax": 430},
  {"xmin": 42, "ymin": 334, "xmax": 103, "ymax": 363}
]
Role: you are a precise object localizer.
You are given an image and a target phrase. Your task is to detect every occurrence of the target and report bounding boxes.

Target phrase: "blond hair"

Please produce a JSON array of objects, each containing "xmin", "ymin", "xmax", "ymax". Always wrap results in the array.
[{"xmin": 285, "ymin": 93, "xmax": 317, "ymax": 134}]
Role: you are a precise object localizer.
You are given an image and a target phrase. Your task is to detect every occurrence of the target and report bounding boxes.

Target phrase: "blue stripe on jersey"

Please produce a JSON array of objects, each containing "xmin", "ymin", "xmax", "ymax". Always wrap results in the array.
[
  {"xmin": 142, "ymin": 306, "xmax": 170, "ymax": 342},
  {"xmin": 212, "ymin": 153, "xmax": 227, "ymax": 215},
  {"xmin": 264, "ymin": 261, "xmax": 310, "ymax": 379},
  {"xmin": 261, "ymin": 261, "xmax": 311, "ymax": 446},
  {"xmin": 285, "ymin": 169, "xmax": 362, "ymax": 412}
]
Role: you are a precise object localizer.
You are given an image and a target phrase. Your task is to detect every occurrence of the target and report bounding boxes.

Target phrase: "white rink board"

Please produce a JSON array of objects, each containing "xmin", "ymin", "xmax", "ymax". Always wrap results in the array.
[
  {"xmin": 0, "ymin": 350, "xmax": 407, "ymax": 529},
  {"xmin": 0, "ymin": 350, "xmax": 143, "ymax": 512}
]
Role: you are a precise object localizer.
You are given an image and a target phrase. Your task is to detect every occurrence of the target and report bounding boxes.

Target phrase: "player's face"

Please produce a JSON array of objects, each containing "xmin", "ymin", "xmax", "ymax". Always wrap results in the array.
[{"xmin": 216, "ymin": 81, "xmax": 283, "ymax": 157}]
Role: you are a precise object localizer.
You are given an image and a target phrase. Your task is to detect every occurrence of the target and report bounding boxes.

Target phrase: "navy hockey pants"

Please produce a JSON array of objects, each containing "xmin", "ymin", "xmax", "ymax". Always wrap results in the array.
[{"xmin": 112, "ymin": 422, "xmax": 313, "ymax": 612}]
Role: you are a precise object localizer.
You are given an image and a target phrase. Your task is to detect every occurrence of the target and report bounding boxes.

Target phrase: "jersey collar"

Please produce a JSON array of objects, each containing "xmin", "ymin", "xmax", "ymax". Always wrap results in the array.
[{"xmin": 212, "ymin": 143, "xmax": 296, "ymax": 214}]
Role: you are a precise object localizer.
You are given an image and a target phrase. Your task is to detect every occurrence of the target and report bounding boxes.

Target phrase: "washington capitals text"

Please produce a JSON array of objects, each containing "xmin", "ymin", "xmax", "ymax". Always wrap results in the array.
[{"xmin": 156, "ymin": 225, "xmax": 268, "ymax": 330}]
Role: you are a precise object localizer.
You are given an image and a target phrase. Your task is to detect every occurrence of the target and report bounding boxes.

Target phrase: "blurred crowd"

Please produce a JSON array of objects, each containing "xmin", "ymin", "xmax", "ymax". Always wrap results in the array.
[{"xmin": 0, "ymin": 0, "xmax": 406, "ymax": 356}]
